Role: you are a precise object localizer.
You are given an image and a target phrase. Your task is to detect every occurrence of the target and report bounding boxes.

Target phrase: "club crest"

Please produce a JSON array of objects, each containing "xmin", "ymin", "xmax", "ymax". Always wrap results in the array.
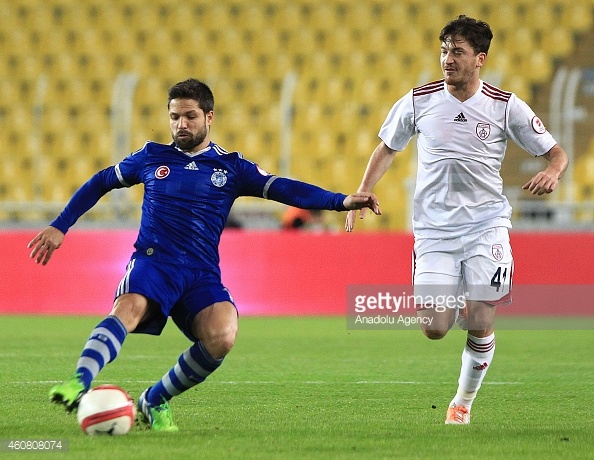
[
  {"xmin": 491, "ymin": 244, "xmax": 504, "ymax": 261},
  {"xmin": 211, "ymin": 169, "xmax": 228, "ymax": 187},
  {"xmin": 476, "ymin": 123, "xmax": 491, "ymax": 140}
]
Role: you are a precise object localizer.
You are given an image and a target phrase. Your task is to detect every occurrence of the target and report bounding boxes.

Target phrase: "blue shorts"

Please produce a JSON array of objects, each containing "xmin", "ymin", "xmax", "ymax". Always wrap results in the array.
[{"xmin": 115, "ymin": 255, "xmax": 236, "ymax": 340}]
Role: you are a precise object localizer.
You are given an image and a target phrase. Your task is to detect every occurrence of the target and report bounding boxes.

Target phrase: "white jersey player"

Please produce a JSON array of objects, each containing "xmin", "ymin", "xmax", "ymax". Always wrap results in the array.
[
  {"xmin": 346, "ymin": 15, "xmax": 568, "ymax": 425},
  {"xmin": 380, "ymin": 79, "xmax": 557, "ymax": 239}
]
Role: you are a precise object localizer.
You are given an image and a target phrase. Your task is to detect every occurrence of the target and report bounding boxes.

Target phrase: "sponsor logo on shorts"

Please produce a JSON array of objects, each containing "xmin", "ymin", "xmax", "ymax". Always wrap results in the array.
[{"xmin": 492, "ymin": 244, "xmax": 504, "ymax": 261}]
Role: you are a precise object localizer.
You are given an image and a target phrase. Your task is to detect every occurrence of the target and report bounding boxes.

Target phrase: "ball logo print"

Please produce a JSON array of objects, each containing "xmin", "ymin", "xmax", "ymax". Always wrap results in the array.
[
  {"xmin": 76, "ymin": 385, "xmax": 136, "ymax": 435},
  {"xmin": 155, "ymin": 166, "xmax": 170, "ymax": 179}
]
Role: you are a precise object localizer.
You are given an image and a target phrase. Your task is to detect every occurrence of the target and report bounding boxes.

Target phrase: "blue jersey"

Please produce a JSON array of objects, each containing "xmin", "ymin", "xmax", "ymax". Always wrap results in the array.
[
  {"xmin": 51, "ymin": 141, "xmax": 347, "ymax": 276},
  {"xmin": 114, "ymin": 141, "xmax": 273, "ymax": 270}
]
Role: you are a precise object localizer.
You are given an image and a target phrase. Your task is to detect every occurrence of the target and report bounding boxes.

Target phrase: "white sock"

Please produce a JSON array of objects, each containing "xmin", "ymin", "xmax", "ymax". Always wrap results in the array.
[{"xmin": 450, "ymin": 333, "xmax": 495, "ymax": 411}]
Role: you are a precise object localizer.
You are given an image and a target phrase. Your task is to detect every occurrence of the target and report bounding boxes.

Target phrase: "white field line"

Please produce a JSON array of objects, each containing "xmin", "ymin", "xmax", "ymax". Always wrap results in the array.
[{"xmin": 6, "ymin": 380, "xmax": 523, "ymax": 385}]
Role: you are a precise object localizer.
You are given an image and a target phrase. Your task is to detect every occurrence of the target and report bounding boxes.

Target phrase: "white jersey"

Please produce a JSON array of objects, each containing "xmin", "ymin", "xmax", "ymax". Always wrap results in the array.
[{"xmin": 379, "ymin": 79, "xmax": 557, "ymax": 239}]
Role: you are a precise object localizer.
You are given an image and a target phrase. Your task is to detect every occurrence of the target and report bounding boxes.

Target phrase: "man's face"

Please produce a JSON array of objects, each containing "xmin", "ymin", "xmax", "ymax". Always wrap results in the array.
[
  {"xmin": 440, "ymin": 35, "xmax": 485, "ymax": 87},
  {"xmin": 169, "ymin": 98, "xmax": 213, "ymax": 152}
]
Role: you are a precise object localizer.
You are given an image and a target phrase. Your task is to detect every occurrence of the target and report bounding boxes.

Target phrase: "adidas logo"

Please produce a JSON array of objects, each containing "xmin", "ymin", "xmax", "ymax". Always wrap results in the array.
[
  {"xmin": 184, "ymin": 161, "xmax": 199, "ymax": 170},
  {"xmin": 453, "ymin": 112, "xmax": 468, "ymax": 122}
]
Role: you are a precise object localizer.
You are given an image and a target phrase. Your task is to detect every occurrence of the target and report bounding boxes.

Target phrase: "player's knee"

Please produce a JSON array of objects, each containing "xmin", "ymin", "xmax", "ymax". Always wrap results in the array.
[
  {"xmin": 422, "ymin": 328, "xmax": 448, "ymax": 340},
  {"xmin": 202, "ymin": 325, "xmax": 237, "ymax": 359},
  {"xmin": 111, "ymin": 293, "xmax": 149, "ymax": 332},
  {"xmin": 193, "ymin": 301, "xmax": 238, "ymax": 359}
]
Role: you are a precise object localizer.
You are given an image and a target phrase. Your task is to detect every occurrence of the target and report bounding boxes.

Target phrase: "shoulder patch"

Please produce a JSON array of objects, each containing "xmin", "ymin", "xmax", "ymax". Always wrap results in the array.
[{"xmin": 531, "ymin": 116, "xmax": 547, "ymax": 134}]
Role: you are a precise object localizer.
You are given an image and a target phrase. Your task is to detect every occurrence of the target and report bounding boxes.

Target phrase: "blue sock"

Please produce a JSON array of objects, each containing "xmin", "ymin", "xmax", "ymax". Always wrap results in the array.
[
  {"xmin": 75, "ymin": 315, "xmax": 128, "ymax": 390},
  {"xmin": 147, "ymin": 341, "xmax": 222, "ymax": 406}
]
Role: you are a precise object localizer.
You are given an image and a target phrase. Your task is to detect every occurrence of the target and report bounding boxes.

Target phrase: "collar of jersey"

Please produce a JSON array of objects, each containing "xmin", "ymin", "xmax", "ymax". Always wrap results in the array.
[
  {"xmin": 444, "ymin": 80, "xmax": 484, "ymax": 105},
  {"xmin": 173, "ymin": 141, "xmax": 213, "ymax": 158}
]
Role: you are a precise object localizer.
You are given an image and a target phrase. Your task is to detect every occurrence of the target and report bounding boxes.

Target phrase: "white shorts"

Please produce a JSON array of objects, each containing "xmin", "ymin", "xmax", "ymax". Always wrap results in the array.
[{"xmin": 413, "ymin": 227, "xmax": 513, "ymax": 306}]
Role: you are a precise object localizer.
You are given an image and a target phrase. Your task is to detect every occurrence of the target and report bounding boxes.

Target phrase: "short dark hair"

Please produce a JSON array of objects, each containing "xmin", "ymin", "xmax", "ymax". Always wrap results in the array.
[
  {"xmin": 439, "ymin": 15, "xmax": 493, "ymax": 55},
  {"xmin": 167, "ymin": 78, "xmax": 215, "ymax": 113}
]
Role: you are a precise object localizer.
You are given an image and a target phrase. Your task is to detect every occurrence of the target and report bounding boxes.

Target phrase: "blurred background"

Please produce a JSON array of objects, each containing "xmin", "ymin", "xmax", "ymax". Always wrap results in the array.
[{"xmin": 1, "ymin": 0, "xmax": 593, "ymax": 231}]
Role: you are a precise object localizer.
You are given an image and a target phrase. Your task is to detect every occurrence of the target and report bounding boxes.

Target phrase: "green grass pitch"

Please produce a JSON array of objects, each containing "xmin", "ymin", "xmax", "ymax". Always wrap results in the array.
[{"xmin": 0, "ymin": 315, "xmax": 592, "ymax": 459}]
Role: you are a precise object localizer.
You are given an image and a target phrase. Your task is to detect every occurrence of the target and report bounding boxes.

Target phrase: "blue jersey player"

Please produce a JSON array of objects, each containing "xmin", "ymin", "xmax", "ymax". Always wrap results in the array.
[{"xmin": 28, "ymin": 78, "xmax": 381, "ymax": 431}]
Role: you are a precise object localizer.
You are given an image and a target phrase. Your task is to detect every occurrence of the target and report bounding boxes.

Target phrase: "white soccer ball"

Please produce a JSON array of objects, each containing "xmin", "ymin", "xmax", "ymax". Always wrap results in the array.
[{"xmin": 76, "ymin": 385, "xmax": 136, "ymax": 435}]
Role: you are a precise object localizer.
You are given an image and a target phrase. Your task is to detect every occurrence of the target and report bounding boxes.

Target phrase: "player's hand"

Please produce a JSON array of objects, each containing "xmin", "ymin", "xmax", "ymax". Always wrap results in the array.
[
  {"xmin": 28, "ymin": 226, "xmax": 65, "ymax": 265},
  {"xmin": 343, "ymin": 193, "xmax": 381, "ymax": 232},
  {"xmin": 522, "ymin": 170, "xmax": 559, "ymax": 195}
]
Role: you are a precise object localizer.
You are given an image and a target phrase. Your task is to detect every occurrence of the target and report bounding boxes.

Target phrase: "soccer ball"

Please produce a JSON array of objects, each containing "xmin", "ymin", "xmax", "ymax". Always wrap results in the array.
[{"xmin": 76, "ymin": 385, "xmax": 136, "ymax": 435}]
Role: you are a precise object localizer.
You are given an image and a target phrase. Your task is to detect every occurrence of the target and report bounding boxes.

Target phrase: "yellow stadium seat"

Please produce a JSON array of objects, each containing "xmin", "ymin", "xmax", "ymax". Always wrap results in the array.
[
  {"xmin": 561, "ymin": 2, "xmax": 593, "ymax": 33},
  {"xmin": 76, "ymin": 53, "xmax": 117, "ymax": 80},
  {"xmin": 524, "ymin": 2, "xmax": 556, "ymax": 32},
  {"xmin": 523, "ymin": 50, "xmax": 553, "ymax": 84},
  {"xmin": 505, "ymin": 27, "xmax": 537, "ymax": 57},
  {"xmin": 229, "ymin": 52, "xmax": 259, "ymax": 79},
  {"xmin": 354, "ymin": 131, "xmax": 380, "ymax": 157},
  {"xmin": 359, "ymin": 27, "xmax": 394, "ymax": 54},
  {"xmin": 306, "ymin": 3, "xmax": 338, "ymax": 31},
  {"xmin": 324, "ymin": 26, "xmax": 355, "ymax": 55},
  {"xmin": 484, "ymin": 2, "xmax": 521, "ymax": 32},
  {"xmin": 13, "ymin": 1, "xmax": 42, "ymax": 33},
  {"xmin": 78, "ymin": 4, "xmax": 109, "ymax": 34},
  {"xmin": 251, "ymin": 28, "xmax": 284, "ymax": 58},
  {"xmin": 483, "ymin": 47, "xmax": 511, "ymax": 83},
  {"xmin": 0, "ymin": 2, "xmax": 17, "ymax": 30},
  {"xmin": 449, "ymin": 3, "xmax": 484, "ymax": 22},
  {"xmin": 502, "ymin": 75, "xmax": 531, "ymax": 101},
  {"xmin": 541, "ymin": 27, "xmax": 575, "ymax": 58},
  {"xmin": 273, "ymin": 3, "xmax": 302, "ymax": 31},
  {"xmin": 257, "ymin": 52, "xmax": 293, "ymax": 79},
  {"xmin": 202, "ymin": 3, "xmax": 232, "ymax": 30},
  {"xmin": 377, "ymin": 2, "xmax": 410, "ymax": 29},
  {"xmin": 414, "ymin": 2, "xmax": 450, "ymax": 34},
  {"xmin": 284, "ymin": 28, "xmax": 319, "ymax": 55},
  {"xmin": 394, "ymin": 27, "xmax": 426, "ymax": 60},
  {"xmin": 236, "ymin": 3, "xmax": 267, "ymax": 33},
  {"xmin": 7, "ymin": 29, "xmax": 35, "ymax": 55},
  {"xmin": 343, "ymin": 2, "xmax": 375, "ymax": 31}
]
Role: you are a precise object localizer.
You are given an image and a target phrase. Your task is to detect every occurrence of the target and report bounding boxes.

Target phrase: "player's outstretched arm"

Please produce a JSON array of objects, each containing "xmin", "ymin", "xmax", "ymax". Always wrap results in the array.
[
  {"xmin": 343, "ymin": 192, "xmax": 382, "ymax": 215},
  {"xmin": 522, "ymin": 144, "xmax": 569, "ymax": 195},
  {"xmin": 28, "ymin": 226, "xmax": 65, "ymax": 266},
  {"xmin": 346, "ymin": 142, "xmax": 396, "ymax": 232}
]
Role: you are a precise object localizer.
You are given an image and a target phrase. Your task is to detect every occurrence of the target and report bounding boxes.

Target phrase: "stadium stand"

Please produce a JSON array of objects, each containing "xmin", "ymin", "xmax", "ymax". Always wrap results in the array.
[{"xmin": 0, "ymin": 0, "xmax": 593, "ymax": 227}]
